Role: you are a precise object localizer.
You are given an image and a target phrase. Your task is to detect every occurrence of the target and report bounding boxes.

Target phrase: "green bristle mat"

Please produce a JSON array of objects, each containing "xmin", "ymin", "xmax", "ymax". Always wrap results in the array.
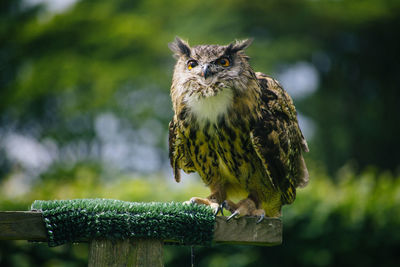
[{"xmin": 31, "ymin": 199, "xmax": 215, "ymax": 247}]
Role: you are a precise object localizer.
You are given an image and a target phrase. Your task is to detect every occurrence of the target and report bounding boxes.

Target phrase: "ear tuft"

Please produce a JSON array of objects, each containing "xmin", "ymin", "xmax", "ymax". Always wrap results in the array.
[
  {"xmin": 168, "ymin": 37, "xmax": 191, "ymax": 58},
  {"xmin": 225, "ymin": 38, "xmax": 253, "ymax": 54}
]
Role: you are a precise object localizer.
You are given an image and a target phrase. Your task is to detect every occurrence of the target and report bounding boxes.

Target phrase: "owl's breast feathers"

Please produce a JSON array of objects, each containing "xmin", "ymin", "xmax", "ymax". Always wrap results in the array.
[{"xmin": 169, "ymin": 72, "xmax": 308, "ymax": 205}]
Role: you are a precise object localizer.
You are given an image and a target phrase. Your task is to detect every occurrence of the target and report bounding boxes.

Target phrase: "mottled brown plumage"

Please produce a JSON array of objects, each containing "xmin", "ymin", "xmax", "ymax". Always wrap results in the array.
[{"xmin": 168, "ymin": 37, "xmax": 309, "ymax": 219}]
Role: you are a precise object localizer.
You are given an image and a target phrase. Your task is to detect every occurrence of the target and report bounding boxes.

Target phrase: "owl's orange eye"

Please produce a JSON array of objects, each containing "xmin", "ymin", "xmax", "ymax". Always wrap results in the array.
[
  {"xmin": 217, "ymin": 57, "xmax": 230, "ymax": 67},
  {"xmin": 187, "ymin": 60, "xmax": 198, "ymax": 70}
]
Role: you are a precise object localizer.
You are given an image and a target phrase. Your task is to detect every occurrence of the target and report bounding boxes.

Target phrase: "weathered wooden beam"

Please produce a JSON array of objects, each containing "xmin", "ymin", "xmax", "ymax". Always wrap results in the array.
[
  {"xmin": 0, "ymin": 211, "xmax": 47, "ymax": 241},
  {"xmin": 214, "ymin": 216, "xmax": 282, "ymax": 246},
  {"xmin": 0, "ymin": 211, "xmax": 282, "ymax": 246}
]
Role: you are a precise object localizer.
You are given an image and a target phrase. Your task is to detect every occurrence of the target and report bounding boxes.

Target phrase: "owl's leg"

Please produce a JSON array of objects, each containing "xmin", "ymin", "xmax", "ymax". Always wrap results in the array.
[{"xmin": 224, "ymin": 198, "xmax": 266, "ymax": 223}]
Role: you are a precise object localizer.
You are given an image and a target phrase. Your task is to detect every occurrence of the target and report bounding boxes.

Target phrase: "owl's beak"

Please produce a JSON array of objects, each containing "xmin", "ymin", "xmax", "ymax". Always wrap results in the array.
[{"xmin": 201, "ymin": 64, "xmax": 211, "ymax": 79}]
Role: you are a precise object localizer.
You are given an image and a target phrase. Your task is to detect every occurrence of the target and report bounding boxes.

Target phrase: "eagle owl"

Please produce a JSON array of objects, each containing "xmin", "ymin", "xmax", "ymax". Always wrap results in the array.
[{"xmin": 168, "ymin": 37, "xmax": 309, "ymax": 220}]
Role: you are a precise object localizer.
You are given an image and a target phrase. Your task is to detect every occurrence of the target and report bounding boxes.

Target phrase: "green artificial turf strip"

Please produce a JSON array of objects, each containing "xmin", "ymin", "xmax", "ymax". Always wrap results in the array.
[{"xmin": 31, "ymin": 199, "xmax": 215, "ymax": 247}]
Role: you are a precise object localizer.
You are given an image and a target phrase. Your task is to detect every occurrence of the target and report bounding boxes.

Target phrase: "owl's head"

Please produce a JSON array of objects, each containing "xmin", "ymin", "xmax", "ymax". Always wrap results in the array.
[{"xmin": 169, "ymin": 37, "xmax": 254, "ymax": 98}]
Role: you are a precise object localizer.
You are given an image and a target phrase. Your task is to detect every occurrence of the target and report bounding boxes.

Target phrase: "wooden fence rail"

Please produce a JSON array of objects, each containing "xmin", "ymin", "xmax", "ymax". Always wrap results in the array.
[{"xmin": 0, "ymin": 211, "xmax": 282, "ymax": 266}]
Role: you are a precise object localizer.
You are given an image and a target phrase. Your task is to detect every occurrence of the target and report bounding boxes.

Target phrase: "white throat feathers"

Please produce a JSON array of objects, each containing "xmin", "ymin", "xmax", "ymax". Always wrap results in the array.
[{"xmin": 184, "ymin": 88, "xmax": 234, "ymax": 125}]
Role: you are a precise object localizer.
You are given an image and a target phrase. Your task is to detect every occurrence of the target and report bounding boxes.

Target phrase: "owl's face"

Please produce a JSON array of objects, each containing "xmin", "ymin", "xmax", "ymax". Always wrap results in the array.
[{"xmin": 169, "ymin": 38, "xmax": 254, "ymax": 98}]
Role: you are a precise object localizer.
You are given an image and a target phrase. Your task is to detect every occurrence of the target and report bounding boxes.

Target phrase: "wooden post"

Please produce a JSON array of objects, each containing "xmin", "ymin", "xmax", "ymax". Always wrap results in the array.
[{"xmin": 88, "ymin": 239, "xmax": 163, "ymax": 267}]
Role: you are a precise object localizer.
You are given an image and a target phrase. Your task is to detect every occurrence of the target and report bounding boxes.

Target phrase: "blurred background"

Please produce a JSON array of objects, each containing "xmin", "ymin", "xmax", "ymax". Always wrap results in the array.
[{"xmin": 1, "ymin": 0, "xmax": 400, "ymax": 266}]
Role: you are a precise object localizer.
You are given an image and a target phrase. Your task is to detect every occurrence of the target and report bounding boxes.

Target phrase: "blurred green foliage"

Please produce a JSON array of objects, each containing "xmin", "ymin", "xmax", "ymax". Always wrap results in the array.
[
  {"xmin": 1, "ymin": 0, "xmax": 400, "ymax": 266},
  {"xmin": 1, "ymin": 0, "xmax": 400, "ymax": 174}
]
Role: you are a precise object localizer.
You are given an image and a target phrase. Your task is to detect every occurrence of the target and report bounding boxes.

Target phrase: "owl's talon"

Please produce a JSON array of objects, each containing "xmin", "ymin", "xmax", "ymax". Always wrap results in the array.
[
  {"xmin": 227, "ymin": 210, "xmax": 239, "ymax": 221},
  {"xmin": 213, "ymin": 202, "xmax": 225, "ymax": 216},
  {"xmin": 183, "ymin": 198, "xmax": 196, "ymax": 205},
  {"xmin": 213, "ymin": 205, "xmax": 221, "ymax": 216},
  {"xmin": 256, "ymin": 213, "xmax": 265, "ymax": 224},
  {"xmin": 220, "ymin": 201, "xmax": 229, "ymax": 216}
]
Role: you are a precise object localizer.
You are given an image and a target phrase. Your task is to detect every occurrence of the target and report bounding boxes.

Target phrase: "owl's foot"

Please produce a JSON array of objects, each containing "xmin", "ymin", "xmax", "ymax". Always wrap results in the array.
[
  {"xmin": 183, "ymin": 197, "xmax": 221, "ymax": 215},
  {"xmin": 224, "ymin": 198, "xmax": 266, "ymax": 223}
]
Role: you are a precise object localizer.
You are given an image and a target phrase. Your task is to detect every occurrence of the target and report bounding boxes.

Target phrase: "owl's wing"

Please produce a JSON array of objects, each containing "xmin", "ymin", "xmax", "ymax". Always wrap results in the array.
[
  {"xmin": 168, "ymin": 119, "xmax": 181, "ymax": 182},
  {"xmin": 168, "ymin": 117, "xmax": 195, "ymax": 182},
  {"xmin": 250, "ymin": 72, "xmax": 309, "ymax": 204}
]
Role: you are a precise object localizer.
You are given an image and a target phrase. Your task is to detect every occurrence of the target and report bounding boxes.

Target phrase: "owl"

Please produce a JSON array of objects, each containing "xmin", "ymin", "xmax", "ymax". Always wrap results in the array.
[{"xmin": 168, "ymin": 37, "xmax": 309, "ymax": 221}]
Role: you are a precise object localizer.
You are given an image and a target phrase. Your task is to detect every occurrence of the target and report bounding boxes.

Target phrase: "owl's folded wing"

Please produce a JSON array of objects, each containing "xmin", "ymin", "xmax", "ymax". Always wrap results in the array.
[
  {"xmin": 168, "ymin": 118, "xmax": 196, "ymax": 182},
  {"xmin": 168, "ymin": 119, "xmax": 181, "ymax": 182},
  {"xmin": 250, "ymin": 73, "xmax": 309, "ymax": 204}
]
